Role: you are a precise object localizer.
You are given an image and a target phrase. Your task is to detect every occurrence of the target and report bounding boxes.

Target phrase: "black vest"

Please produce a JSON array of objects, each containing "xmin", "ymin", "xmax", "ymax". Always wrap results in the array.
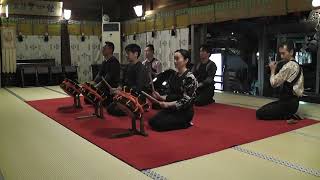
[
  {"xmin": 277, "ymin": 60, "xmax": 302, "ymax": 99},
  {"xmin": 145, "ymin": 58, "xmax": 157, "ymax": 76},
  {"xmin": 166, "ymin": 70, "xmax": 189, "ymax": 102},
  {"xmin": 194, "ymin": 61, "xmax": 212, "ymax": 83}
]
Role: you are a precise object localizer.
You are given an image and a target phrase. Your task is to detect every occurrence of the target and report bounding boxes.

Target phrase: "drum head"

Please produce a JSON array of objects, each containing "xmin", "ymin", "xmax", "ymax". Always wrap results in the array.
[{"xmin": 153, "ymin": 69, "xmax": 176, "ymax": 95}]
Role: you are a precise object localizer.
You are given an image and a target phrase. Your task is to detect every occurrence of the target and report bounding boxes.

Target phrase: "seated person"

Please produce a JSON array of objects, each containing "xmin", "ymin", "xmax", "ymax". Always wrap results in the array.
[
  {"xmin": 256, "ymin": 40, "xmax": 304, "ymax": 123},
  {"xmin": 107, "ymin": 44, "xmax": 149, "ymax": 116},
  {"xmin": 192, "ymin": 44, "xmax": 217, "ymax": 106},
  {"xmin": 149, "ymin": 49, "xmax": 198, "ymax": 131},
  {"xmin": 93, "ymin": 41, "xmax": 120, "ymax": 106},
  {"xmin": 142, "ymin": 44, "xmax": 162, "ymax": 78}
]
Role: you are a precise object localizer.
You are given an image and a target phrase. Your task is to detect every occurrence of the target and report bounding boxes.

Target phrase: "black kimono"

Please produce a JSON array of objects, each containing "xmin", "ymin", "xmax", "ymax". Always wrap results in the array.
[
  {"xmin": 149, "ymin": 70, "xmax": 198, "ymax": 131},
  {"xmin": 256, "ymin": 60, "xmax": 304, "ymax": 120},
  {"xmin": 192, "ymin": 60, "xmax": 217, "ymax": 106},
  {"xmin": 94, "ymin": 56, "xmax": 120, "ymax": 106},
  {"xmin": 123, "ymin": 61, "xmax": 150, "ymax": 91},
  {"xmin": 107, "ymin": 61, "xmax": 150, "ymax": 116},
  {"xmin": 94, "ymin": 56, "xmax": 120, "ymax": 88}
]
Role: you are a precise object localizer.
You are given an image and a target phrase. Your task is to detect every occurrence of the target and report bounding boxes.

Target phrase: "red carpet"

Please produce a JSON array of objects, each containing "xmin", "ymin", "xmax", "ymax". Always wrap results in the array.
[{"xmin": 27, "ymin": 97, "xmax": 318, "ymax": 170}]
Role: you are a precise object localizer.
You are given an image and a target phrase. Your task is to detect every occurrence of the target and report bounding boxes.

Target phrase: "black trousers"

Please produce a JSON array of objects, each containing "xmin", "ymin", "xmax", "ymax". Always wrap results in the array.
[
  {"xmin": 149, "ymin": 108, "xmax": 194, "ymax": 131},
  {"xmin": 194, "ymin": 86, "xmax": 215, "ymax": 106},
  {"xmin": 256, "ymin": 97, "xmax": 299, "ymax": 120}
]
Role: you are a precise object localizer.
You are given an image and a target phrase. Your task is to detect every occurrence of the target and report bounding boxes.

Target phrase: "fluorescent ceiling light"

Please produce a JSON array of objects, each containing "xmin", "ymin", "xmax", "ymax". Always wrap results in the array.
[
  {"xmin": 134, "ymin": 5, "xmax": 143, "ymax": 17},
  {"xmin": 63, "ymin": 9, "xmax": 71, "ymax": 20}
]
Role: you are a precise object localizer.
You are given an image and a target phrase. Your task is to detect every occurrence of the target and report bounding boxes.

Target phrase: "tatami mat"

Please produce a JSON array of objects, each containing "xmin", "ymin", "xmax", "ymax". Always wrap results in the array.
[
  {"xmin": 44, "ymin": 86, "xmax": 68, "ymax": 95},
  {"xmin": 0, "ymin": 89, "xmax": 149, "ymax": 180},
  {"xmin": 152, "ymin": 149, "xmax": 319, "ymax": 180},
  {"xmin": 240, "ymin": 131, "xmax": 320, "ymax": 170},
  {"xmin": 215, "ymin": 92, "xmax": 320, "ymax": 120},
  {"xmin": 295, "ymin": 123, "xmax": 320, "ymax": 138},
  {"xmin": 6, "ymin": 87, "xmax": 68, "ymax": 101},
  {"xmin": 151, "ymin": 92, "xmax": 320, "ymax": 179},
  {"xmin": 1, "ymin": 87, "xmax": 320, "ymax": 179}
]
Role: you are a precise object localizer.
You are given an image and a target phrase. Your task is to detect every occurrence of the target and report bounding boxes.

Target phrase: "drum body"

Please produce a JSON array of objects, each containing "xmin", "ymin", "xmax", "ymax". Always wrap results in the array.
[
  {"xmin": 153, "ymin": 69, "xmax": 176, "ymax": 95},
  {"xmin": 81, "ymin": 82, "xmax": 107, "ymax": 104},
  {"xmin": 60, "ymin": 78, "xmax": 81, "ymax": 97},
  {"xmin": 113, "ymin": 86, "xmax": 149, "ymax": 119}
]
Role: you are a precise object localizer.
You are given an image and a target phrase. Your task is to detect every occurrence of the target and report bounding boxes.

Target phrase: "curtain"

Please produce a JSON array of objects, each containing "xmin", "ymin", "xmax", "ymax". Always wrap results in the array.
[
  {"xmin": 121, "ymin": 33, "xmax": 147, "ymax": 64},
  {"xmin": 1, "ymin": 27, "xmax": 17, "ymax": 73},
  {"xmin": 16, "ymin": 35, "xmax": 61, "ymax": 66},
  {"xmin": 122, "ymin": 28, "xmax": 190, "ymax": 71},
  {"xmin": 69, "ymin": 35, "xmax": 102, "ymax": 83},
  {"xmin": 145, "ymin": 28, "xmax": 189, "ymax": 71}
]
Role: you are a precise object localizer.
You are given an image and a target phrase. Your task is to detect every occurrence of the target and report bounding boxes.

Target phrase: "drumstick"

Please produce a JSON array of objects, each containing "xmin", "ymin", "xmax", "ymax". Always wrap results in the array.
[
  {"xmin": 101, "ymin": 77, "xmax": 113, "ymax": 91},
  {"xmin": 149, "ymin": 72, "xmax": 155, "ymax": 92},
  {"xmin": 141, "ymin": 91, "xmax": 160, "ymax": 104}
]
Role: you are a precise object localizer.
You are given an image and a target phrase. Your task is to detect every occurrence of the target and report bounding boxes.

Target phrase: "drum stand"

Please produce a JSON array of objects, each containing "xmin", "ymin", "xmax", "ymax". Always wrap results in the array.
[
  {"xmin": 58, "ymin": 94, "xmax": 82, "ymax": 110},
  {"xmin": 111, "ymin": 103, "xmax": 148, "ymax": 138},
  {"xmin": 76, "ymin": 101, "xmax": 104, "ymax": 120}
]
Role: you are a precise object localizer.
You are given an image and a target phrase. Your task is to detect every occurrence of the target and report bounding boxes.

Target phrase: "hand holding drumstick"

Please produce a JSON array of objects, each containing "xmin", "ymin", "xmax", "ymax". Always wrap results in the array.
[
  {"xmin": 101, "ymin": 77, "xmax": 120, "ymax": 95},
  {"xmin": 141, "ymin": 91, "xmax": 172, "ymax": 108},
  {"xmin": 142, "ymin": 73, "xmax": 173, "ymax": 108}
]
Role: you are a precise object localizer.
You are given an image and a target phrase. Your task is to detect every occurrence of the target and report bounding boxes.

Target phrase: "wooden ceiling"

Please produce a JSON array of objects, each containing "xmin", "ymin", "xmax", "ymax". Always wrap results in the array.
[
  {"xmin": 9, "ymin": 0, "xmax": 227, "ymax": 21},
  {"xmin": 50, "ymin": 0, "xmax": 143, "ymax": 21},
  {"xmin": 60, "ymin": 0, "xmax": 228, "ymax": 21}
]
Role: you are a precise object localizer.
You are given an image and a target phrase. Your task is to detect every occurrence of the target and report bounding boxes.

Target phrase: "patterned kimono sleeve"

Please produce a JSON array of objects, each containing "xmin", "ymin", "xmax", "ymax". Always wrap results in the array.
[
  {"xmin": 176, "ymin": 72, "xmax": 198, "ymax": 110},
  {"xmin": 270, "ymin": 62, "xmax": 297, "ymax": 88}
]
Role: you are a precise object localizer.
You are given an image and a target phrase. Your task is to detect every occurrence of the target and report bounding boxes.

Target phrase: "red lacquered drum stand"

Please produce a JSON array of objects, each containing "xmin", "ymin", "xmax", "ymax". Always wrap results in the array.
[
  {"xmin": 111, "ymin": 103, "xmax": 148, "ymax": 138},
  {"xmin": 59, "ymin": 79, "xmax": 82, "ymax": 110},
  {"xmin": 76, "ymin": 82, "xmax": 106, "ymax": 120},
  {"xmin": 58, "ymin": 93, "xmax": 82, "ymax": 110},
  {"xmin": 76, "ymin": 101, "xmax": 104, "ymax": 120}
]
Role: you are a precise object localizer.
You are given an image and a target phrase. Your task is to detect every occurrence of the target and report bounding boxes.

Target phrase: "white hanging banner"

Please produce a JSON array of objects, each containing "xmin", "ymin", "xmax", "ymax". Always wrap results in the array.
[
  {"xmin": 1, "ymin": 27, "xmax": 17, "ymax": 73},
  {"xmin": 3, "ymin": 1, "xmax": 63, "ymax": 17}
]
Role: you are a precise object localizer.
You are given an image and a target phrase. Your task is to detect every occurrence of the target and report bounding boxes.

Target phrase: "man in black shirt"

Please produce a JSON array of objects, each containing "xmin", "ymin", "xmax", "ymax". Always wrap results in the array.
[
  {"xmin": 93, "ymin": 41, "xmax": 120, "ymax": 106},
  {"xmin": 192, "ymin": 44, "xmax": 217, "ymax": 106},
  {"xmin": 122, "ymin": 44, "xmax": 149, "ymax": 92},
  {"xmin": 107, "ymin": 44, "xmax": 149, "ymax": 116},
  {"xmin": 94, "ymin": 41, "xmax": 120, "ymax": 87}
]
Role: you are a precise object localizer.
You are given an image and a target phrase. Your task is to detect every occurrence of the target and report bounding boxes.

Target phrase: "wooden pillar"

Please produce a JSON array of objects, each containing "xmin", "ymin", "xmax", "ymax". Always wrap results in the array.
[
  {"xmin": 191, "ymin": 25, "xmax": 197, "ymax": 64},
  {"xmin": 316, "ymin": 37, "xmax": 320, "ymax": 94},
  {"xmin": 199, "ymin": 24, "xmax": 207, "ymax": 46},
  {"xmin": 191, "ymin": 24, "xmax": 207, "ymax": 65},
  {"xmin": 61, "ymin": 20, "xmax": 71, "ymax": 66},
  {"xmin": 0, "ymin": 18, "xmax": 2, "ymax": 88},
  {"xmin": 258, "ymin": 25, "xmax": 267, "ymax": 96}
]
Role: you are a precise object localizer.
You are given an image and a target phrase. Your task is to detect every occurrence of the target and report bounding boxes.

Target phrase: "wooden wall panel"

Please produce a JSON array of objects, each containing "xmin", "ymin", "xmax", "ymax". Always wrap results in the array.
[
  {"xmin": 82, "ymin": 24, "xmax": 94, "ymax": 35},
  {"xmin": 121, "ymin": 23, "xmax": 126, "ymax": 35},
  {"xmin": 93, "ymin": 24, "xmax": 102, "ymax": 36},
  {"xmin": 248, "ymin": 0, "xmax": 286, "ymax": 18},
  {"xmin": 145, "ymin": 15, "xmax": 155, "ymax": 31},
  {"xmin": 137, "ymin": 21, "xmax": 146, "ymax": 33},
  {"xmin": 48, "ymin": 24, "xmax": 61, "ymax": 36},
  {"xmin": 190, "ymin": 5, "xmax": 214, "ymax": 24},
  {"xmin": 215, "ymin": 0, "xmax": 250, "ymax": 22},
  {"xmin": 130, "ymin": 21, "xmax": 138, "ymax": 34},
  {"xmin": 33, "ymin": 24, "xmax": 47, "ymax": 35},
  {"xmin": 163, "ymin": 11, "xmax": 176, "ymax": 29},
  {"xmin": 155, "ymin": 14, "xmax": 165, "ymax": 31},
  {"xmin": 18, "ymin": 23, "xmax": 33, "ymax": 35},
  {"xmin": 68, "ymin": 24, "xmax": 81, "ymax": 35},
  {"xmin": 176, "ymin": 8, "xmax": 190, "ymax": 28},
  {"xmin": 287, "ymin": 0, "xmax": 313, "ymax": 13}
]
